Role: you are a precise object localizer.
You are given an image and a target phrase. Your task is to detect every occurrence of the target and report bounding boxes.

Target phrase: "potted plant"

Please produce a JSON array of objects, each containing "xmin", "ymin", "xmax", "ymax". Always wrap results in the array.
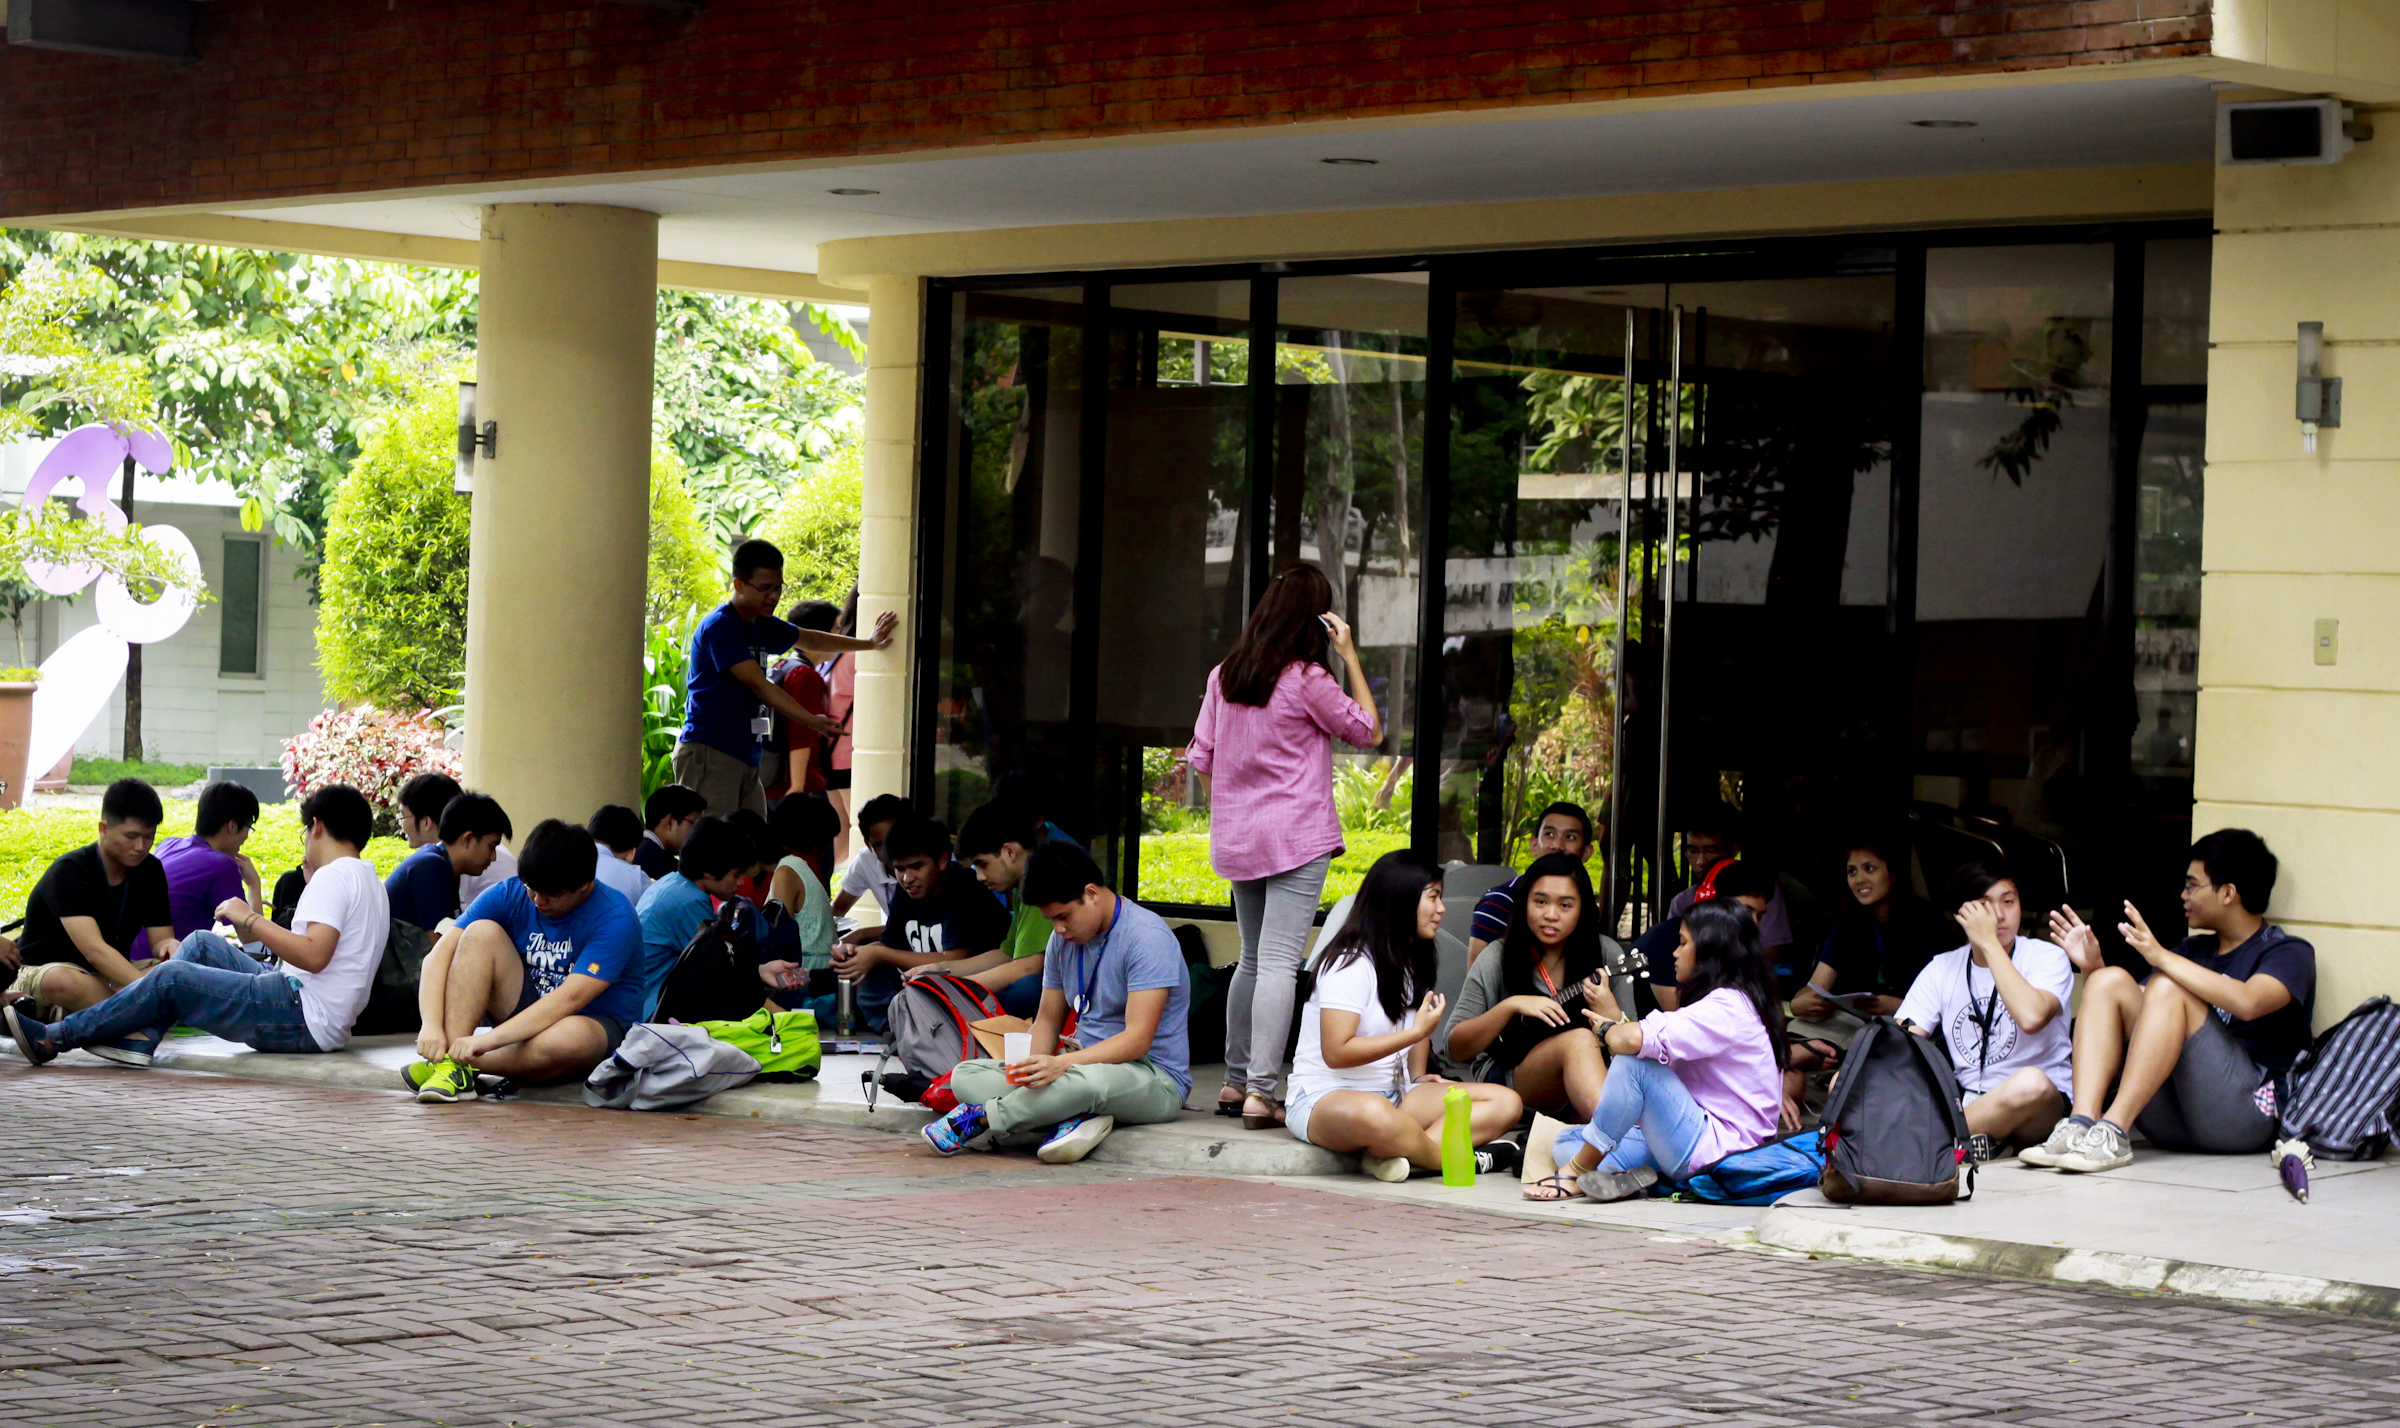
[{"xmin": 0, "ymin": 664, "xmax": 41, "ymax": 811}]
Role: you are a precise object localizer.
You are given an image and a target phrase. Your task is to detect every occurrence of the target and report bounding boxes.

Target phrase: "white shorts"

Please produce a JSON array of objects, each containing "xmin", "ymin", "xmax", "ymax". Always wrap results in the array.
[{"xmin": 1286, "ymin": 1081, "xmax": 1408, "ymax": 1147}]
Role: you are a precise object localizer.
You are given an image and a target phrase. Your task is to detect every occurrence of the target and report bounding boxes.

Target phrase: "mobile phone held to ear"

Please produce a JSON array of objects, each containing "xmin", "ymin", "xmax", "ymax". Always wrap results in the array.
[{"xmin": 1319, "ymin": 614, "xmax": 1336, "ymax": 634}]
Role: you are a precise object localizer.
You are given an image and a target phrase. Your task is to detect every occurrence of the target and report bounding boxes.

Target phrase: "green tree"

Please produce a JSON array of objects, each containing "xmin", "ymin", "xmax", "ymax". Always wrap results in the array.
[
  {"xmin": 755, "ymin": 443, "xmax": 864, "ymax": 605},
  {"xmin": 648, "ymin": 444, "xmax": 718, "ymax": 625},
  {"xmin": 315, "ymin": 381, "xmax": 472, "ymax": 710}
]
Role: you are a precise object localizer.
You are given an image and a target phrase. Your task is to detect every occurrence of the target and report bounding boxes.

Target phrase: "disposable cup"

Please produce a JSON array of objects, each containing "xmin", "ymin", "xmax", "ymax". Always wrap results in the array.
[{"xmin": 1003, "ymin": 1031, "xmax": 1033, "ymax": 1064}]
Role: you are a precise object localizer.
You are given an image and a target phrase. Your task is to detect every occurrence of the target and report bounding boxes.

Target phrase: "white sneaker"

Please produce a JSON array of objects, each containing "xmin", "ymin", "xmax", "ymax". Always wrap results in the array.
[
  {"xmin": 1036, "ymin": 1114, "xmax": 1114, "ymax": 1165},
  {"xmin": 1360, "ymin": 1153, "xmax": 1411, "ymax": 1182},
  {"xmin": 2017, "ymin": 1118, "xmax": 2088, "ymax": 1168},
  {"xmin": 2054, "ymin": 1120, "xmax": 2133, "ymax": 1174}
]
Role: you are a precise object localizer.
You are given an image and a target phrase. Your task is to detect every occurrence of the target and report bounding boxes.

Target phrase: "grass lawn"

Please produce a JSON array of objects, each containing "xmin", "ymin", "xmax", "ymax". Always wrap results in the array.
[
  {"xmin": 0, "ymin": 801, "xmax": 413, "ymax": 925},
  {"xmin": 61, "ymin": 757, "xmax": 213, "ymax": 789},
  {"xmin": 1134, "ymin": 829, "xmax": 1411, "ymax": 909}
]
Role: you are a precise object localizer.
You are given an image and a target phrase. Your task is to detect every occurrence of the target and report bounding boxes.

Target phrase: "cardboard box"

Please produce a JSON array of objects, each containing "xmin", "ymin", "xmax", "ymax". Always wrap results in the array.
[{"xmin": 968, "ymin": 1015, "xmax": 1032, "ymax": 1061}]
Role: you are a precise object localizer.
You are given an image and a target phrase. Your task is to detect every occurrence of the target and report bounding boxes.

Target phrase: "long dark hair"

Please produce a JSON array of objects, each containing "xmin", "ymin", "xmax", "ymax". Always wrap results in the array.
[
  {"xmin": 1217, "ymin": 564, "xmax": 1332, "ymax": 706},
  {"xmin": 1500, "ymin": 852, "xmax": 1604, "ymax": 999},
  {"xmin": 1680, "ymin": 899, "xmax": 1789, "ymax": 1070},
  {"xmin": 1314, "ymin": 849, "xmax": 1440, "ymax": 1024}
]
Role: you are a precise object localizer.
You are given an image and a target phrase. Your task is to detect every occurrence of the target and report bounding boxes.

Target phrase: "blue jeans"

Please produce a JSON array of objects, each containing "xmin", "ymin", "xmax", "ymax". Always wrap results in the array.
[
  {"xmin": 1552, "ymin": 1054, "xmax": 1710, "ymax": 1180},
  {"xmin": 50, "ymin": 931, "xmax": 322, "ymax": 1054},
  {"xmin": 856, "ymin": 963, "xmax": 902, "ymax": 1032},
  {"xmin": 996, "ymin": 970, "xmax": 1043, "ymax": 1019}
]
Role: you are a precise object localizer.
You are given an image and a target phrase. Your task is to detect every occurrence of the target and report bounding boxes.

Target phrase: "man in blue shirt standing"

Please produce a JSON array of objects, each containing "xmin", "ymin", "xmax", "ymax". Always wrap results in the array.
[
  {"xmin": 403, "ymin": 819, "xmax": 645, "ymax": 1103},
  {"xmin": 674, "ymin": 539, "xmax": 895, "ymax": 819},
  {"xmin": 925, "ymin": 844, "xmax": 1192, "ymax": 1165}
]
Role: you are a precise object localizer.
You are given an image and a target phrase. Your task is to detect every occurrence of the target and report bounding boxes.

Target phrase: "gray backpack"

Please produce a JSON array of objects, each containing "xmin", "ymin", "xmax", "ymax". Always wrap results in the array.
[
  {"xmin": 1818, "ymin": 1017, "xmax": 1973, "ymax": 1204},
  {"xmin": 584, "ymin": 1023, "xmax": 761, "ymax": 1111},
  {"xmin": 865, "ymin": 972, "xmax": 1002, "ymax": 1108}
]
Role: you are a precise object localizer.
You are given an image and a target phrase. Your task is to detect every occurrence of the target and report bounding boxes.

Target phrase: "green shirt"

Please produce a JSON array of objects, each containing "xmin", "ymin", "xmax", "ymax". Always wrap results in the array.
[{"xmin": 1004, "ymin": 895, "xmax": 1050, "ymax": 961}]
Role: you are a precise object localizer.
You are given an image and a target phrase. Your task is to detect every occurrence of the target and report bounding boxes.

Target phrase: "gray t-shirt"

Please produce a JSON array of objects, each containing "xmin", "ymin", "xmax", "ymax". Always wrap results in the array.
[
  {"xmin": 1439, "ymin": 934, "xmax": 1626, "ymax": 1083},
  {"xmin": 1042, "ymin": 895, "xmax": 1193, "ymax": 1095}
]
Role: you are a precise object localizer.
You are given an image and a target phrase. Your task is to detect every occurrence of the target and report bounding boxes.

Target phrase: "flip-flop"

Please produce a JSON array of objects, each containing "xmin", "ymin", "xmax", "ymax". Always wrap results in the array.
[{"xmin": 1522, "ymin": 1173, "xmax": 1588, "ymax": 1203}]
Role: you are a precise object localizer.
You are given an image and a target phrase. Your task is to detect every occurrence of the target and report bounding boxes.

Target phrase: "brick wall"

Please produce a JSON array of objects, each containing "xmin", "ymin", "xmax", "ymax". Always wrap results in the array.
[{"xmin": 3, "ymin": 1, "xmax": 2211, "ymax": 220}]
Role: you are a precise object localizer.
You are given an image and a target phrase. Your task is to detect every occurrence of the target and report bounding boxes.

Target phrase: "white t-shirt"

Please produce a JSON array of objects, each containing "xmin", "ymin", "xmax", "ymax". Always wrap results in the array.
[
  {"xmin": 458, "ymin": 842, "xmax": 517, "ymax": 909},
  {"xmin": 289, "ymin": 856, "xmax": 390, "ymax": 1052},
  {"xmin": 592, "ymin": 844, "xmax": 653, "ymax": 907},
  {"xmin": 1896, "ymin": 937, "xmax": 2075, "ymax": 1097},
  {"xmin": 838, "ymin": 845, "xmax": 895, "ymax": 912},
  {"xmin": 1291, "ymin": 954, "xmax": 1415, "ymax": 1099}
]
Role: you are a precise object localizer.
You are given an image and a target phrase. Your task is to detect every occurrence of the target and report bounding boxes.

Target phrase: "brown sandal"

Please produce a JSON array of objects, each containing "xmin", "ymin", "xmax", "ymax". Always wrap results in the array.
[
  {"xmin": 1241, "ymin": 1094, "xmax": 1286, "ymax": 1131},
  {"xmin": 1522, "ymin": 1174, "xmax": 1588, "ymax": 1203}
]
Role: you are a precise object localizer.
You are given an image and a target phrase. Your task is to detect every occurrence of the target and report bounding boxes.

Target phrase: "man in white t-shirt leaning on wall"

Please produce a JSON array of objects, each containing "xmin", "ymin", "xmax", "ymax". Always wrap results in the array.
[
  {"xmin": 1895, "ymin": 858, "xmax": 2094, "ymax": 1164},
  {"xmin": 5, "ymin": 785, "xmax": 391, "ymax": 1067}
]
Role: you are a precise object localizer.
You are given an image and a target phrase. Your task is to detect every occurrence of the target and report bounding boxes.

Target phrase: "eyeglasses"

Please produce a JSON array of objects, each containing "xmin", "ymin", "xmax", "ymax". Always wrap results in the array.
[
  {"xmin": 2182, "ymin": 877, "xmax": 2217, "ymax": 892},
  {"xmin": 743, "ymin": 580, "xmax": 785, "ymax": 597}
]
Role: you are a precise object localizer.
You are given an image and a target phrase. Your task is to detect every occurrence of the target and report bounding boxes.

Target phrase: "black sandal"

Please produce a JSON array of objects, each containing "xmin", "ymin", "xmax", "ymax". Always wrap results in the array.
[
  {"xmin": 1215, "ymin": 1089, "xmax": 1246, "ymax": 1118},
  {"xmin": 1522, "ymin": 1173, "xmax": 1587, "ymax": 1203}
]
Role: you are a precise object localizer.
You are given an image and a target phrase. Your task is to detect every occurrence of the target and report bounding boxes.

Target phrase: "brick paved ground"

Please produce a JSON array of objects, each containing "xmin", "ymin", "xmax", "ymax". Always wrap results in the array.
[{"xmin": 4, "ymin": 1068, "xmax": 2399, "ymax": 1427}]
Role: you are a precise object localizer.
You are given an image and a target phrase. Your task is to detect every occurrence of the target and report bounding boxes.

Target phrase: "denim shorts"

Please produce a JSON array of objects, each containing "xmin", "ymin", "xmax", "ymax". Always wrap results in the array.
[{"xmin": 1286, "ymin": 1081, "xmax": 1407, "ymax": 1147}]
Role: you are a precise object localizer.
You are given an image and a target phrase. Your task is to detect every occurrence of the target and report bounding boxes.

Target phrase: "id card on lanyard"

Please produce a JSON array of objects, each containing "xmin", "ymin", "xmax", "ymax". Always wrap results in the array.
[{"xmin": 1063, "ymin": 904, "xmax": 1118, "ymax": 1044}]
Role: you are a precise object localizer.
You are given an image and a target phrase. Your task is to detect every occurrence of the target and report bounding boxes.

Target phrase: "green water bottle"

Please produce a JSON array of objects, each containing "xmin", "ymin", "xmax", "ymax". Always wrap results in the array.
[{"xmin": 1440, "ymin": 1086, "xmax": 1475, "ymax": 1186}]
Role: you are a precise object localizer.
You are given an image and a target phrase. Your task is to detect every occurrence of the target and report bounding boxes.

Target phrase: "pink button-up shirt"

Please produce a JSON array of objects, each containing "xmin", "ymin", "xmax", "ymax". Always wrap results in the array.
[
  {"xmin": 1186, "ymin": 660, "xmax": 1379, "ymax": 883},
  {"xmin": 1637, "ymin": 987, "xmax": 1782, "ymax": 1170}
]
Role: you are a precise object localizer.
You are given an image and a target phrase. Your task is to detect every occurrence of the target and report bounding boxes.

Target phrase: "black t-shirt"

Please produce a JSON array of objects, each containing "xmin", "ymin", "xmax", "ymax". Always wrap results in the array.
[
  {"xmin": 880, "ymin": 863, "xmax": 1011, "ymax": 957},
  {"xmin": 16, "ymin": 844, "xmax": 173, "ymax": 972},
  {"xmin": 633, "ymin": 836, "xmax": 677, "ymax": 882},
  {"xmin": 2159, "ymin": 925, "xmax": 2317, "ymax": 1071},
  {"xmin": 1816, "ymin": 899, "xmax": 1942, "ymax": 1000}
]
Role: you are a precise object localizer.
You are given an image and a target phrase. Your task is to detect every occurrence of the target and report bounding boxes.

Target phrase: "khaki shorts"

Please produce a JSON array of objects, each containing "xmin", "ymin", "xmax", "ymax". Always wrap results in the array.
[
  {"xmin": 670, "ymin": 740, "xmax": 768, "ymax": 818},
  {"xmin": 7, "ymin": 961, "xmax": 63, "ymax": 1019}
]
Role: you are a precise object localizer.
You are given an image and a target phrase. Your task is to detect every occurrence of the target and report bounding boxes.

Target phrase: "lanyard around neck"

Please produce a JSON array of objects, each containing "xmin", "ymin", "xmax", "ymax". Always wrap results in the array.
[{"xmin": 1073, "ymin": 900, "xmax": 1119, "ymax": 1015}]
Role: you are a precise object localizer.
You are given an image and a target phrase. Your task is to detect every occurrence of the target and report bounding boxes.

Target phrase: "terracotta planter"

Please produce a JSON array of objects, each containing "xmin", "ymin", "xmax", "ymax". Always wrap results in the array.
[{"xmin": 0, "ymin": 681, "xmax": 36, "ymax": 812}]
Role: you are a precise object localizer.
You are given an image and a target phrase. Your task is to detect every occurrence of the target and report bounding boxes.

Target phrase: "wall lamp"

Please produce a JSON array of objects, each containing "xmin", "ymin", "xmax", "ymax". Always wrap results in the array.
[
  {"xmin": 456, "ymin": 381, "xmax": 497, "ymax": 491},
  {"xmin": 2297, "ymin": 323, "xmax": 2341, "ymax": 455}
]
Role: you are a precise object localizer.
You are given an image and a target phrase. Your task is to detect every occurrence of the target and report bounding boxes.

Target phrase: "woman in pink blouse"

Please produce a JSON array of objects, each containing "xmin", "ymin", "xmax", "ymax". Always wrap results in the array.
[
  {"xmin": 1188, "ymin": 565, "xmax": 1383, "ymax": 1130},
  {"xmin": 821, "ymin": 586, "xmax": 860, "ymax": 864},
  {"xmin": 1524, "ymin": 898, "xmax": 1786, "ymax": 1202}
]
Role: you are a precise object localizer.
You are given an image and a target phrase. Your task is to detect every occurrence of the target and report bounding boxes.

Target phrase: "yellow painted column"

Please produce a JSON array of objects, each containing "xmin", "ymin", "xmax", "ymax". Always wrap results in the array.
[
  {"xmin": 464, "ymin": 203, "xmax": 658, "ymax": 829},
  {"xmin": 2197, "ymin": 91, "xmax": 2400, "ymax": 1022},
  {"xmin": 850, "ymin": 275, "xmax": 925, "ymax": 815}
]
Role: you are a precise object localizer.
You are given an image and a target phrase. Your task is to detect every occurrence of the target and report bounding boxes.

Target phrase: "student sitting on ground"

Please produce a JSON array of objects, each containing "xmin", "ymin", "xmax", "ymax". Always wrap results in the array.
[
  {"xmin": 1636, "ymin": 860, "xmax": 1776, "ymax": 1012},
  {"xmin": 154, "ymin": 780, "xmax": 264, "ymax": 941},
  {"xmin": 2026, "ymin": 828, "xmax": 2312, "ymax": 1174},
  {"xmin": 1290, "ymin": 850, "xmax": 1524, "ymax": 1181},
  {"xmin": 5, "ymin": 785, "xmax": 388, "ymax": 1069},
  {"xmin": 1440, "ymin": 852, "xmax": 1617, "ymax": 1123},
  {"xmin": 587, "ymin": 804, "xmax": 656, "ymax": 908},
  {"xmin": 384, "ymin": 792, "xmax": 512, "ymax": 933},
  {"xmin": 395, "ymin": 771, "xmax": 464, "ymax": 850},
  {"xmin": 635, "ymin": 784, "xmax": 706, "ymax": 881},
  {"xmin": 764, "ymin": 796, "xmax": 838, "ymax": 970},
  {"xmin": 923, "ymin": 844, "xmax": 1192, "ymax": 1165},
  {"xmin": 949, "ymin": 800, "xmax": 1063, "ymax": 1018},
  {"xmin": 2, "ymin": 779, "xmax": 177, "ymax": 1032},
  {"xmin": 1525, "ymin": 899, "xmax": 1785, "ymax": 1202},
  {"xmin": 1465, "ymin": 801, "xmax": 1597, "ymax": 963},
  {"xmin": 633, "ymin": 816, "xmax": 756, "ymax": 1020},
  {"xmin": 1896, "ymin": 860, "xmax": 2081, "ymax": 1164},
  {"xmin": 1666, "ymin": 803, "xmax": 1802, "ymax": 987},
  {"xmin": 829, "ymin": 814, "xmax": 1009, "ymax": 1031},
  {"xmin": 404, "ymin": 819, "xmax": 645, "ymax": 1103},
  {"xmin": 831, "ymin": 793, "xmax": 911, "ymax": 950},
  {"xmin": 1790, "ymin": 834, "xmax": 1940, "ymax": 1033}
]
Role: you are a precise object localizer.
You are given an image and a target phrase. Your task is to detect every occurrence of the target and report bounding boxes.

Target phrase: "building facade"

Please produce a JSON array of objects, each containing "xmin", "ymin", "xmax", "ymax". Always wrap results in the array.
[{"xmin": 7, "ymin": 0, "xmax": 2398, "ymax": 1013}]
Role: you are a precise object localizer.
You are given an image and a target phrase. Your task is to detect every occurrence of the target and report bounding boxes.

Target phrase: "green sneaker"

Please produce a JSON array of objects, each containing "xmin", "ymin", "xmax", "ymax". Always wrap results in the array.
[
  {"xmin": 400, "ymin": 1059, "xmax": 436, "ymax": 1094},
  {"xmin": 414, "ymin": 1059, "xmax": 478, "ymax": 1104}
]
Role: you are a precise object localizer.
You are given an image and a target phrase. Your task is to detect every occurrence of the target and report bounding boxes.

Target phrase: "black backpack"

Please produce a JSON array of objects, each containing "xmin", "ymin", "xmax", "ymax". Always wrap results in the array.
[
  {"xmin": 350, "ymin": 915, "xmax": 436, "ymax": 1035},
  {"xmin": 654, "ymin": 901, "xmax": 768, "ymax": 1026},
  {"xmin": 2279, "ymin": 997, "xmax": 2400, "ymax": 1161},
  {"xmin": 1817, "ymin": 1016, "xmax": 1973, "ymax": 1205}
]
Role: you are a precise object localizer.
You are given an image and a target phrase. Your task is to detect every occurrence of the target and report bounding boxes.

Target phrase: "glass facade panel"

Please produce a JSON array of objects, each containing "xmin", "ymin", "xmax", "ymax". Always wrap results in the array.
[{"xmin": 1914, "ymin": 243, "xmax": 2115, "ymax": 920}]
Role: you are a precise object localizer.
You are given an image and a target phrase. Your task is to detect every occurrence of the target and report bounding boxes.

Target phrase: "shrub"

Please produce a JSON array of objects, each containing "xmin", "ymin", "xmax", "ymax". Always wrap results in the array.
[
  {"xmin": 281, "ymin": 706, "xmax": 461, "ymax": 819},
  {"xmin": 316, "ymin": 381, "xmax": 471, "ymax": 709},
  {"xmin": 755, "ymin": 443, "xmax": 864, "ymax": 604},
  {"xmin": 648, "ymin": 444, "xmax": 719, "ymax": 626}
]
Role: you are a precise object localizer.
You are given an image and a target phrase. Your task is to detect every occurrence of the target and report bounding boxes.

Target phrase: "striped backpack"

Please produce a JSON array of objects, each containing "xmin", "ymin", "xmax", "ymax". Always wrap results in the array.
[{"xmin": 2278, "ymin": 996, "xmax": 2400, "ymax": 1161}]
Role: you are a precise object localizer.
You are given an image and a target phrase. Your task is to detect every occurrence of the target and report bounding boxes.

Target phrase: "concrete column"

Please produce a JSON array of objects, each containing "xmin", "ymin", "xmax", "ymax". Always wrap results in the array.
[
  {"xmin": 465, "ymin": 203, "xmax": 658, "ymax": 829},
  {"xmin": 850, "ymin": 275, "xmax": 924, "ymax": 815},
  {"xmin": 2197, "ymin": 90, "xmax": 2400, "ymax": 1021}
]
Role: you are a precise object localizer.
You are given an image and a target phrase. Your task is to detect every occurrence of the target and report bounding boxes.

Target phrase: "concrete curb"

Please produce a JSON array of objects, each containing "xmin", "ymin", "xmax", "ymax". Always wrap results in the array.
[
  {"xmin": 1754, "ymin": 1205, "xmax": 2400, "ymax": 1321},
  {"xmin": 142, "ymin": 1043, "xmax": 1356, "ymax": 1180}
]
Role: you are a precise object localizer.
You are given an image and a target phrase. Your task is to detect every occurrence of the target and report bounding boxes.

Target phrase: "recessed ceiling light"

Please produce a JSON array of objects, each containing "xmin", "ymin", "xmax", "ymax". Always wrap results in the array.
[
  {"xmin": 827, "ymin": 187, "xmax": 880, "ymax": 196},
  {"xmin": 1909, "ymin": 119, "xmax": 1978, "ymax": 129},
  {"xmin": 1321, "ymin": 157, "xmax": 1380, "ymax": 166}
]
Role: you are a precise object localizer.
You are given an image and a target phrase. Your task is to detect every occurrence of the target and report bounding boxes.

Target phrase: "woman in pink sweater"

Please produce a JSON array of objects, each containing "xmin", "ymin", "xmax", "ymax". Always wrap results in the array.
[
  {"xmin": 1188, "ymin": 564, "xmax": 1383, "ymax": 1130},
  {"xmin": 1525, "ymin": 898, "xmax": 1786, "ymax": 1202}
]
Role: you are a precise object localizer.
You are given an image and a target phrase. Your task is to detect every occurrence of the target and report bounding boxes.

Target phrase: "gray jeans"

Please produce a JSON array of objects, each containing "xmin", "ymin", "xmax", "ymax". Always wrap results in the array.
[{"xmin": 1224, "ymin": 854, "xmax": 1331, "ymax": 1101}]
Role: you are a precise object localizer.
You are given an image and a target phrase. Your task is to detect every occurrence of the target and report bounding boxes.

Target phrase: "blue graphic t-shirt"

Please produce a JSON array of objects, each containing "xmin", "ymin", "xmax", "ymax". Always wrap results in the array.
[
  {"xmin": 680, "ymin": 602, "xmax": 802, "ymax": 764},
  {"xmin": 459, "ymin": 878, "xmax": 644, "ymax": 1025}
]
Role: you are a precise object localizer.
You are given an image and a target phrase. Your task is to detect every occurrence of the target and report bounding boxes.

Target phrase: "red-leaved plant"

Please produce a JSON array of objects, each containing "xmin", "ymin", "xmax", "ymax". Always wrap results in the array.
[{"xmin": 280, "ymin": 706, "xmax": 461, "ymax": 816}]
